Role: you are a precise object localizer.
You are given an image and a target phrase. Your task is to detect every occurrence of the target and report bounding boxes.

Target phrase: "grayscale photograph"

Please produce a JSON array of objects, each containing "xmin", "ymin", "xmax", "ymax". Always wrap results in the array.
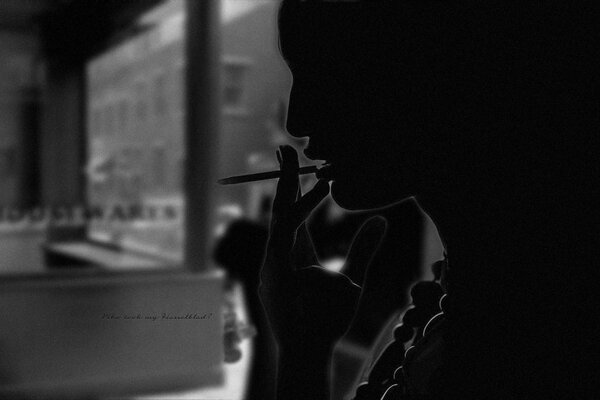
[{"xmin": 0, "ymin": 1, "xmax": 597, "ymax": 399}]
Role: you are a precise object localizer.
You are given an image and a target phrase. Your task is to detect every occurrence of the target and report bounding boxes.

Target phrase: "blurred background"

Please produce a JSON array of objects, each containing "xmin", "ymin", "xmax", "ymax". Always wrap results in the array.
[
  {"xmin": 0, "ymin": 0, "xmax": 295, "ymax": 272},
  {"xmin": 0, "ymin": 0, "xmax": 444, "ymax": 398}
]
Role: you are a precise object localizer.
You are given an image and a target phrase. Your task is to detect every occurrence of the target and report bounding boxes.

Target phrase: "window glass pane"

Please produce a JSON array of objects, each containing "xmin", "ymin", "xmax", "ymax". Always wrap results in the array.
[
  {"xmin": 105, "ymin": 103, "xmax": 116, "ymax": 135},
  {"xmin": 223, "ymin": 64, "xmax": 245, "ymax": 107},
  {"xmin": 83, "ymin": 0, "xmax": 296, "ymax": 269},
  {"xmin": 86, "ymin": 0, "xmax": 185, "ymax": 262},
  {"xmin": 154, "ymin": 72, "xmax": 168, "ymax": 115},
  {"xmin": 135, "ymin": 82, "xmax": 148, "ymax": 122},
  {"xmin": 117, "ymin": 99, "xmax": 129, "ymax": 133}
]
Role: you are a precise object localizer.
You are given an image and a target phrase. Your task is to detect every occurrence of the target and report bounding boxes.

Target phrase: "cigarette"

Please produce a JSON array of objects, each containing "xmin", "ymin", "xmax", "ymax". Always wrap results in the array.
[{"xmin": 218, "ymin": 165, "xmax": 320, "ymax": 185}]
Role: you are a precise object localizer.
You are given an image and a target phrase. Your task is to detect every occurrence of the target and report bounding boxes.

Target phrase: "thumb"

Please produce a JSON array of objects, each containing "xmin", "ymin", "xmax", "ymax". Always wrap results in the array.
[{"xmin": 342, "ymin": 216, "xmax": 387, "ymax": 286}]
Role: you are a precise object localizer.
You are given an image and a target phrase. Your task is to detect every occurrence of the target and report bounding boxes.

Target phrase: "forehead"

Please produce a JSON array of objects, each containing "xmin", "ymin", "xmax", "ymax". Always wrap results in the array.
[
  {"xmin": 277, "ymin": 0, "xmax": 421, "ymax": 80},
  {"xmin": 277, "ymin": 1, "xmax": 379, "ymax": 66}
]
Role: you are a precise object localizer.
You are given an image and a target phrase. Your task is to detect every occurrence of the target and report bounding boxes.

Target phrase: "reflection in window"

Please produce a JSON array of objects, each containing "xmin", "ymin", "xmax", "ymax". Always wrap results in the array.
[
  {"xmin": 118, "ymin": 99, "xmax": 129, "ymax": 134},
  {"xmin": 105, "ymin": 103, "xmax": 116, "ymax": 135},
  {"xmin": 84, "ymin": 0, "xmax": 292, "ymax": 268},
  {"xmin": 154, "ymin": 72, "xmax": 168, "ymax": 115},
  {"xmin": 91, "ymin": 109, "xmax": 102, "ymax": 136},
  {"xmin": 171, "ymin": 63, "xmax": 184, "ymax": 112},
  {"xmin": 0, "ymin": 147, "xmax": 16, "ymax": 179},
  {"xmin": 86, "ymin": 0, "xmax": 186, "ymax": 261},
  {"xmin": 151, "ymin": 145, "xmax": 167, "ymax": 187},
  {"xmin": 135, "ymin": 82, "xmax": 148, "ymax": 123},
  {"xmin": 223, "ymin": 62, "xmax": 249, "ymax": 113}
]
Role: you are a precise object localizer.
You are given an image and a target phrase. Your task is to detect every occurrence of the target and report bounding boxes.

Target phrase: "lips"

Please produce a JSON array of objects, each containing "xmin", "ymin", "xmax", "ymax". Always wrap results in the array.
[
  {"xmin": 303, "ymin": 145, "xmax": 322, "ymax": 161},
  {"xmin": 306, "ymin": 148, "xmax": 335, "ymax": 181},
  {"xmin": 304, "ymin": 140, "xmax": 349, "ymax": 181},
  {"xmin": 315, "ymin": 163, "xmax": 335, "ymax": 181},
  {"xmin": 303, "ymin": 139, "xmax": 332, "ymax": 161}
]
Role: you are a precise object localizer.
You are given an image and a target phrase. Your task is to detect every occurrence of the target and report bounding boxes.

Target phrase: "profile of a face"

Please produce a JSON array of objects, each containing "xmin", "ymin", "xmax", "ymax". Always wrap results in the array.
[
  {"xmin": 279, "ymin": 1, "xmax": 583, "ymax": 212},
  {"xmin": 278, "ymin": 0, "xmax": 445, "ymax": 210}
]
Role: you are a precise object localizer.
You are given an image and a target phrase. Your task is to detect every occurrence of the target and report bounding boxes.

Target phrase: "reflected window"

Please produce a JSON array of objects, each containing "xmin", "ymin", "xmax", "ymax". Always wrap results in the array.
[
  {"xmin": 151, "ymin": 144, "xmax": 167, "ymax": 187},
  {"xmin": 91, "ymin": 109, "xmax": 102, "ymax": 136},
  {"xmin": 86, "ymin": 0, "xmax": 186, "ymax": 262},
  {"xmin": 0, "ymin": 147, "xmax": 16, "ymax": 179},
  {"xmin": 154, "ymin": 72, "xmax": 168, "ymax": 115},
  {"xmin": 222, "ymin": 60, "xmax": 250, "ymax": 114},
  {"xmin": 117, "ymin": 99, "xmax": 130, "ymax": 134},
  {"xmin": 171, "ymin": 62, "xmax": 184, "ymax": 113},
  {"xmin": 105, "ymin": 103, "xmax": 116, "ymax": 135},
  {"xmin": 135, "ymin": 82, "xmax": 148, "ymax": 123},
  {"xmin": 82, "ymin": 0, "xmax": 292, "ymax": 266}
]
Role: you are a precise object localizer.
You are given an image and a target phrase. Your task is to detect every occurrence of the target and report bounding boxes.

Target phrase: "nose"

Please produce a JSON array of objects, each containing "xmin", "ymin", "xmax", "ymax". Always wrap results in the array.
[{"xmin": 285, "ymin": 81, "xmax": 316, "ymax": 138}]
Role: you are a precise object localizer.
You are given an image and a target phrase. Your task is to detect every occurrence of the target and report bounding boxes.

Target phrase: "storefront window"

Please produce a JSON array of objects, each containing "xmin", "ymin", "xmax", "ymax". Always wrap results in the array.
[
  {"xmin": 86, "ymin": 0, "xmax": 186, "ymax": 262},
  {"xmin": 81, "ymin": 0, "xmax": 294, "ymax": 267}
]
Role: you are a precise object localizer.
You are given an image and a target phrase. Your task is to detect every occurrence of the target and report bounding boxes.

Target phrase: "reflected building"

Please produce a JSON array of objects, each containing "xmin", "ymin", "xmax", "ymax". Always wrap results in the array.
[
  {"xmin": 84, "ymin": 0, "xmax": 291, "ymax": 259},
  {"xmin": 0, "ymin": 29, "xmax": 40, "ymax": 207}
]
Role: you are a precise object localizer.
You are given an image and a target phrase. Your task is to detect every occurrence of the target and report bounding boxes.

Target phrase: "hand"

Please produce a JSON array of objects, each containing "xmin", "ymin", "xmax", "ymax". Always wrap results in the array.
[{"xmin": 259, "ymin": 145, "xmax": 387, "ymax": 351}]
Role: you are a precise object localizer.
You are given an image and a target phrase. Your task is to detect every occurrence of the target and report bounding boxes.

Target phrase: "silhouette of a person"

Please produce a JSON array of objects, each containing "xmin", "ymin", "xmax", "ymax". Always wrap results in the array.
[
  {"xmin": 259, "ymin": 1, "xmax": 598, "ymax": 399},
  {"xmin": 213, "ymin": 220, "xmax": 276, "ymax": 400}
]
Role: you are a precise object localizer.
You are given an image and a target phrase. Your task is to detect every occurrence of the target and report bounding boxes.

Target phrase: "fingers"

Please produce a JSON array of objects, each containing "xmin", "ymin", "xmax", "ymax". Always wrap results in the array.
[
  {"xmin": 290, "ymin": 161, "xmax": 319, "ymax": 267},
  {"xmin": 291, "ymin": 223, "xmax": 320, "ymax": 269},
  {"xmin": 264, "ymin": 178, "xmax": 329, "ymax": 264},
  {"xmin": 343, "ymin": 216, "xmax": 387, "ymax": 286},
  {"xmin": 272, "ymin": 145, "xmax": 299, "ymax": 215},
  {"xmin": 293, "ymin": 179, "xmax": 329, "ymax": 220},
  {"xmin": 289, "ymin": 179, "xmax": 329, "ymax": 268},
  {"xmin": 261, "ymin": 146, "xmax": 329, "ymax": 287},
  {"xmin": 272, "ymin": 145, "xmax": 330, "ymax": 229}
]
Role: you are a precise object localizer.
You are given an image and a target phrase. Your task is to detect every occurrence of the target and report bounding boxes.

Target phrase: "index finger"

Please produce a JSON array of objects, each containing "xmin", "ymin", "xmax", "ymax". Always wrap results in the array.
[
  {"xmin": 261, "ymin": 146, "xmax": 301, "ymax": 288},
  {"xmin": 261, "ymin": 179, "xmax": 328, "ymax": 286},
  {"xmin": 272, "ymin": 145, "xmax": 299, "ymax": 216}
]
